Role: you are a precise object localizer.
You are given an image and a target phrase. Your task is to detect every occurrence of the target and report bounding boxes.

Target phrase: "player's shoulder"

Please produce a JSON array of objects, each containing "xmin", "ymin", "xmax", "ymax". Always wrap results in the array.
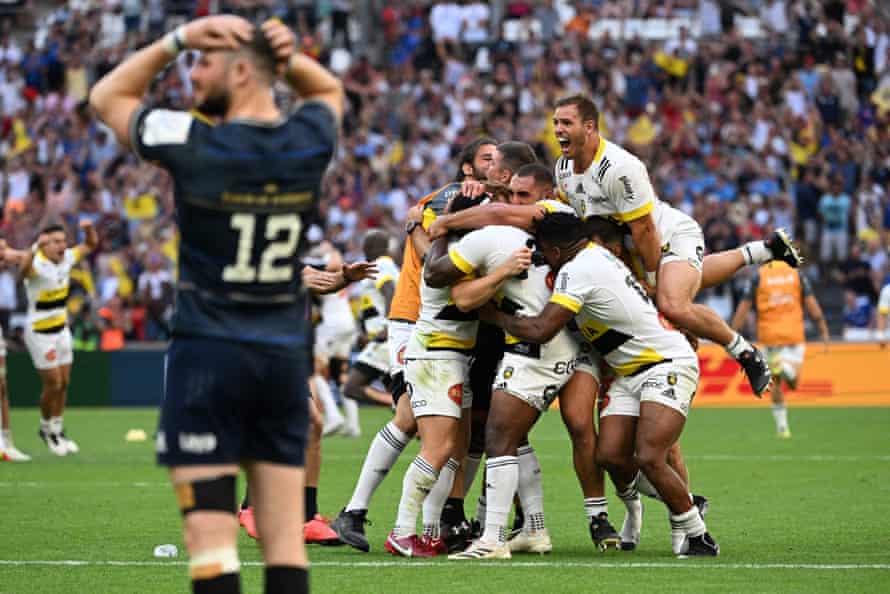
[
  {"xmin": 426, "ymin": 182, "xmax": 462, "ymax": 215},
  {"xmin": 597, "ymin": 138, "xmax": 645, "ymax": 179},
  {"xmin": 536, "ymin": 198, "xmax": 575, "ymax": 215}
]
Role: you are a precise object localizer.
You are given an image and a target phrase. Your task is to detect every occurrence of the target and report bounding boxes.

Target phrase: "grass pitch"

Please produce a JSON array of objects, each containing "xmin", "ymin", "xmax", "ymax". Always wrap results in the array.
[{"xmin": 1, "ymin": 406, "xmax": 889, "ymax": 593}]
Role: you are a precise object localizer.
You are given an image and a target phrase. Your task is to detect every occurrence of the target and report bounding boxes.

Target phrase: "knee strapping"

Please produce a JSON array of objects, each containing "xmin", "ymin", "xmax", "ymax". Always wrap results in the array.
[
  {"xmin": 189, "ymin": 547, "xmax": 240, "ymax": 580},
  {"xmin": 175, "ymin": 475, "xmax": 237, "ymax": 516}
]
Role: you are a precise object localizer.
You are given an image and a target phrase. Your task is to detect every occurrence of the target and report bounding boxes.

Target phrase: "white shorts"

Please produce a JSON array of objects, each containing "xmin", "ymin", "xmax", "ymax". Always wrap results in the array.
[
  {"xmin": 388, "ymin": 320, "xmax": 414, "ymax": 374},
  {"xmin": 315, "ymin": 324, "xmax": 356, "ymax": 360},
  {"xmin": 658, "ymin": 208, "xmax": 704, "ymax": 272},
  {"xmin": 765, "ymin": 344, "xmax": 805, "ymax": 380},
  {"xmin": 405, "ymin": 356, "xmax": 472, "ymax": 419},
  {"xmin": 356, "ymin": 339, "xmax": 390, "ymax": 374},
  {"xmin": 25, "ymin": 327, "xmax": 73, "ymax": 371},
  {"xmin": 600, "ymin": 359, "xmax": 699, "ymax": 418}
]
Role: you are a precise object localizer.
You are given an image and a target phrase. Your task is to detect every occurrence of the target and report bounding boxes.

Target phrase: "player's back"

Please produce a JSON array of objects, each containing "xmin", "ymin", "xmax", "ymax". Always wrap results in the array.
[
  {"xmin": 556, "ymin": 243, "xmax": 694, "ymax": 375},
  {"xmin": 357, "ymin": 255, "xmax": 400, "ymax": 338},
  {"xmin": 132, "ymin": 102, "xmax": 337, "ymax": 348}
]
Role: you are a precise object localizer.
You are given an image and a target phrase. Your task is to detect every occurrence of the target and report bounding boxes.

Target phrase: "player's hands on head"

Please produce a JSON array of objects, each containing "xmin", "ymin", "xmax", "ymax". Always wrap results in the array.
[
  {"xmin": 261, "ymin": 18, "xmax": 296, "ymax": 70},
  {"xmin": 182, "ymin": 15, "xmax": 253, "ymax": 52},
  {"xmin": 343, "ymin": 261, "xmax": 378, "ymax": 284}
]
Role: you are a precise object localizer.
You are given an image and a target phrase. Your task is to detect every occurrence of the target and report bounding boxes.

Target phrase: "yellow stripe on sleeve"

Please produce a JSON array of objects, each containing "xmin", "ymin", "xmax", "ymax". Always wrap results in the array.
[
  {"xmin": 550, "ymin": 293, "xmax": 582, "ymax": 313},
  {"xmin": 374, "ymin": 275, "xmax": 395, "ymax": 290},
  {"xmin": 421, "ymin": 207, "xmax": 437, "ymax": 231},
  {"xmin": 448, "ymin": 248, "xmax": 475, "ymax": 275},
  {"xmin": 614, "ymin": 200, "xmax": 654, "ymax": 223}
]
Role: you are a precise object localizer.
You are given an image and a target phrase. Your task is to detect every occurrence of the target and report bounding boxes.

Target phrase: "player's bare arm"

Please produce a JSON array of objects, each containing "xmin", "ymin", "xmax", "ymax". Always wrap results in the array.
[
  {"xmin": 428, "ymin": 202, "xmax": 546, "ymax": 240},
  {"xmin": 804, "ymin": 295, "xmax": 830, "ymax": 351},
  {"xmin": 626, "ymin": 213, "xmax": 662, "ymax": 283},
  {"xmin": 76, "ymin": 220, "xmax": 99, "ymax": 256},
  {"xmin": 302, "ymin": 262, "xmax": 378, "ymax": 295},
  {"xmin": 423, "ymin": 237, "xmax": 466, "ymax": 288},
  {"xmin": 451, "ymin": 247, "xmax": 532, "ymax": 312},
  {"xmin": 89, "ymin": 15, "xmax": 253, "ymax": 146},
  {"xmin": 0, "ymin": 240, "xmax": 37, "ymax": 280},
  {"xmin": 483, "ymin": 302, "xmax": 574, "ymax": 344}
]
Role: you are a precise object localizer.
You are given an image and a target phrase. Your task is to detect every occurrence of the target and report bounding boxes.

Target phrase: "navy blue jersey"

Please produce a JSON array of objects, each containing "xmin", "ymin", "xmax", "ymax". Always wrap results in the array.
[{"xmin": 130, "ymin": 102, "xmax": 336, "ymax": 347}]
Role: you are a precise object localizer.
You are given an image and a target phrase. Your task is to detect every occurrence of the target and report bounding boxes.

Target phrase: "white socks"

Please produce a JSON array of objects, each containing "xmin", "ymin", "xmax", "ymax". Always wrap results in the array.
[
  {"xmin": 725, "ymin": 333, "xmax": 753, "ymax": 358},
  {"xmin": 481, "ymin": 455, "xmax": 518, "ymax": 545},
  {"xmin": 584, "ymin": 497, "xmax": 608, "ymax": 520},
  {"xmin": 670, "ymin": 507, "xmax": 707, "ymax": 555},
  {"xmin": 41, "ymin": 417, "xmax": 63, "ymax": 435},
  {"xmin": 395, "ymin": 456, "xmax": 438, "ymax": 538},
  {"xmin": 342, "ymin": 397, "xmax": 360, "ymax": 434},
  {"xmin": 422, "ymin": 458, "xmax": 458, "ymax": 539},
  {"xmin": 741, "ymin": 241, "xmax": 771, "ymax": 265},
  {"xmin": 314, "ymin": 376, "xmax": 344, "ymax": 427},
  {"xmin": 772, "ymin": 404, "xmax": 789, "ymax": 433},
  {"xmin": 346, "ymin": 421, "xmax": 409, "ymax": 512},
  {"xmin": 517, "ymin": 445, "xmax": 545, "ymax": 532}
]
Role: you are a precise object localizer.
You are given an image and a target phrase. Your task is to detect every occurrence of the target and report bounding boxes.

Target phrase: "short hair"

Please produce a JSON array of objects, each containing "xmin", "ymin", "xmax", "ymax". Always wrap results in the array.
[
  {"xmin": 41, "ymin": 223, "xmax": 66, "ymax": 236},
  {"xmin": 514, "ymin": 163, "xmax": 554, "ymax": 188},
  {"xmin": 496, "ymin": 141, "xmax": 537, "ymax": 176},
  {"xmin": 455, "ymin": 136, "xmax": 497, "ymax": 181},
  {"xmin": 448, "ymin": 193, "xmax": 488, "ymax": 216},
  {"xmin": 555, "ymin": 94, "xmax": 599, "ymax": 124},
  {"xmin": 584, "ymin": 217, "xmax": 625, "ymax": 246},
  {"xmin": 534, "ymin": 212, "xmax": 588, "ymax": 248},
  {"xmin": 362, "ymin": 230, "xmax": 390, "ymax": 260},
  {"xmin": 236, "ymin": 24, "xmax": 278, "ymax": 80}
]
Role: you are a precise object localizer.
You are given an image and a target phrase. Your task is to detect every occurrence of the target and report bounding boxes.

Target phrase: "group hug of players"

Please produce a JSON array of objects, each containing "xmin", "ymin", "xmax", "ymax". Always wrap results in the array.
[{"xmin": 250, "ymin": 94, "xmax": 804, "ymax": 559}]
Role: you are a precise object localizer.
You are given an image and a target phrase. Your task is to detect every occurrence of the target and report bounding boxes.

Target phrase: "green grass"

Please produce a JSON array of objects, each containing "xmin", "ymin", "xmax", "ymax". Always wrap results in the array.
[{"xmin": 1, "ymin": 406, "xmax": 889, "ymax": 593}]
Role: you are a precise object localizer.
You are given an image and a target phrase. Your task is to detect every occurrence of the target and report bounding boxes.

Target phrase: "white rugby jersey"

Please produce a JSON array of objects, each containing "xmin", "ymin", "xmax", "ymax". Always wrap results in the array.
[
  {"xmin": 536, "ymin": 198, "xmax": 576, "ymax": 215},
  {"xmin": 555, "ymin": 137, "xmax": 671, "ymax": 232},
  {"xmin": 26, "ymin": 247, "xmax": 81, "ymax": 333},
  {"xmin": 318, "ymin": 289, "xmax": 357, "ymax": 334},
  {"xmin": 357, "ymin": 255, "xmax": 400, "ymax": 339},
  {"xmin": 449, "ymin": 225, "xmax": 578, "ymax": 361},
  {"xmin": 549, "ymin": 243, "xmax": 695, "ymax": 376},
  {"xmin": 407, "ymin": 277, "xmax": 478, "ymax": 359}
]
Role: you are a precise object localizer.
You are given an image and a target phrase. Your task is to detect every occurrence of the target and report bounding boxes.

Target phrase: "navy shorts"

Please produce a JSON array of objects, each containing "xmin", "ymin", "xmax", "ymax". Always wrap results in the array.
[
  {"xmin": 157, "ymin": 336, "xmax": 311, "ymax": 467},
  {"xmin": 470, "ymin": 323, "xmax": 505, "ymax": 413}
]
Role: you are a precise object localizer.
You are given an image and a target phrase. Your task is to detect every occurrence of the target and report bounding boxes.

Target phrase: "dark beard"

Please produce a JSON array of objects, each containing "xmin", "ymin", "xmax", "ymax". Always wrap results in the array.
[{"xmin": 196, "ymin": 89, "xmax": 230, "ymax": 117}]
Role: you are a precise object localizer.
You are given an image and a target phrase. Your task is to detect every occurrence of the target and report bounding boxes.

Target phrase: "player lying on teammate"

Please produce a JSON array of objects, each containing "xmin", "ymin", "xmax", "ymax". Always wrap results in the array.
[
  {"xmin": 431, "ymin": 94, "xmax": 804, "ymax": 398},
  {"xmin": 0, "ymin": 220, "xmax": 98, "ymax": 457},
  {"xmin": 482, "ymin": 212, "xmax": 720, "ymax": 557},
  {"xmin": 731, "ymin": 261, "xmax": 830, "ymax": 438},
  {"xmin": 331, "ymin": 137, "xmax": 499, "ymax": 554},
  {"xmin": 343, "ymin": 231, "xmax": 399, "ymax": 407},
  {"xmin": 426, "ymin": 164, "xmax": 627, "ymax": 555}
]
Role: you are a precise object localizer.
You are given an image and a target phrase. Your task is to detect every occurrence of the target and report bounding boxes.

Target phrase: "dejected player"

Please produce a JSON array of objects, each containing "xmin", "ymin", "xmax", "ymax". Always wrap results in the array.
[{"xmin": 90, "ymin": 15, "xmax": 342, "ymax": 594}]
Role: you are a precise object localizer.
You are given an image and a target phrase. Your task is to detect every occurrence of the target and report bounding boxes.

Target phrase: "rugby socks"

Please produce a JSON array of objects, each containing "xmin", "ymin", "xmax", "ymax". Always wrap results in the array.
[
  {"xmin": 741, "ymin": 241, "xmax": 771, "ymax": 266},
  {"xmin": 422, "ymin": 458, "xmax": 458, "ymax": 539},
  {"xmin": 190, "ymin": 548, "xmax": 240, "ymax": 594},
  {"xmin": 265, "ymin": 566, "xmax": 308, "ymax": 594},
  {"xmin": 517, "ymin": 445, "xmax": 545, "ymax": 532},
  {"xmin": 670, "ymin": 507, "xmax": 707, "ymax": 555},
  {"xmin": 305, "ymin": 486, "xmax": 318, "ymax": 522},
  {"xmin": 314, "ymin": 376, "xmax": 344, "ymax": 429},
  {"xmin": 342, "ymin": 397, "xmax": 361, "ymax": 435},
  {"xmin": 39, "ymin": 418, "xmax": 51, "ymax": 436},
  {"xmin": 193, "ymin": 573, "xmax": 240, "ymax": 594},
  {"xmin": 725, "ymin": 333, "xmax": 753, "ymax": 359},
  {"xmin": 463, "ymin": 452, "xmax": 483, "ymax": 494},
  {"xmin": 346, "ymin": 421, "xmax": 409, "ymax": 512},
  {"xmin": 772, "ymin": 404, "xmax": 790, "ymax": 433},
  {"xmin": 584, "ymin": 497, "xmax": 609, "ymax": 520},
  {"xmin": 394, "ymin": 456, "xmax": 438, "ymax": 537},
  {"xmin": 636, "ymin": 471, "xmax": 663, "ymax": 501},
  {"xmin": 482, "ymin": 456, "xmax": 518, "ymax": 545}
]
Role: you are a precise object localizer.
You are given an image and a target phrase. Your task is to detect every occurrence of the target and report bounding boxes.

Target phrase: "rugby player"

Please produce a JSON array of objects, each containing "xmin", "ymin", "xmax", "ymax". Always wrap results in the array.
[
  {"xmin": 90, "ymin": 15, "xmax": 342, "ymax": 593},
  {"xmin": 731, "ymin": 261, "xmax": 830, "ymax": 438},
  {"xmin": 0, "ymin": 221, "xmax": 98, "ymax": 456},
  {"xmin": 343, "ymin": 230, "xmax": 400, "ymax": 407},
  {"xmin": 484, "ymin": 212, "xmax": 720, "ymax": 557},
  {"xmin": 0, "ymin": 325, "xmax": 30, "ymax": 461},
  {"xmin": 331, "ymin": 137, "xmax": 497, "ymax": 553}
]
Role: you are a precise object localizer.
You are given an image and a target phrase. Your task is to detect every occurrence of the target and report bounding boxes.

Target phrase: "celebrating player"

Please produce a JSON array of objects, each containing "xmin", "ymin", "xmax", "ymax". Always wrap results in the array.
[
  {"xmin": 90, "ymin": 15, "xmax": 342, "ymax": 593},
  {"xmin": 0, "ymin": 221, "xmax": 98, "ymax": 456},
  {"xmin": 731, "ymin": 262, "xmax": 830, "ymax": 438},
  {"xmin": 483, "ymin": 212, "xmax": 720, "ymax": 557}
]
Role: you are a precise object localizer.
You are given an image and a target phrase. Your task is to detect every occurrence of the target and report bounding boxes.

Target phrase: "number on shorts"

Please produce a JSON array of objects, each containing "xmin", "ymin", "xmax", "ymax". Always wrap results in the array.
[{"xmin": 222, "ymin": 213, "xmax": 302, "ymax": 283}]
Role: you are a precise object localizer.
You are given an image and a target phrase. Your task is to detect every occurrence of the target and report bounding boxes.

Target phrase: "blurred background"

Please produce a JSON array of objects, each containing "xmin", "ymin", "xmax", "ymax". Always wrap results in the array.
[{"xmin": 0, "ymin": 0, "xmax": 888, "ymax": 352}]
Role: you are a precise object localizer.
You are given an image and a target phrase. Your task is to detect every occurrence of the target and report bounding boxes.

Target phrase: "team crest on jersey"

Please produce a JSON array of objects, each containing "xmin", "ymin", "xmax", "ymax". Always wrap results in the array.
[
  {"xmin": 447, "ymin": 383, "xmax": 463, "ymax": 405},
  {"xmin": 667, "ymin": 373, "xmax": 678, "ymax": 386},
  {"xmin": 503, "ymin": 366, "xmax": 514, "ymax": 380}
]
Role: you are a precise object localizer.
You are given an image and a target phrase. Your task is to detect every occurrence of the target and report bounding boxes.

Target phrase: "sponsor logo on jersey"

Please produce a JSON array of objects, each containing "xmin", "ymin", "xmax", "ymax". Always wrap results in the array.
[
  {"xmin": 558, "ymin": 272, "xmax": 569, "ymax": 291},
  {"xmin": 447, "ymin": 383, "xmax": 464, "ymax": 405},
  {"xmin": 661, "ymin": 387, "xmax": 676, "ymax": 400},
  {"xmin": 619, "ymin": 175, "xmax": 634, "ymax": 201},
  {"xmin": 695, "ymin": 245, "xmax": 705, "ymax": 263}
]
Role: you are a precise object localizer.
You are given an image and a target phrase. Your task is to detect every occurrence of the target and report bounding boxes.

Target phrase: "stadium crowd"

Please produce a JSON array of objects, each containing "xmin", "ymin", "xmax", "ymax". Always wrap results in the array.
[{"xmin": 0, "ymin": 0, "xmax": 889, "ymax": 349}]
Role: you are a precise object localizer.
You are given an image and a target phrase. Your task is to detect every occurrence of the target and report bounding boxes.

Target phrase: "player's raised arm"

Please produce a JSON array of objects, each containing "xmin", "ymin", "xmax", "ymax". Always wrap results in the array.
[
  {"xmin": 90, "ymin": 15, "xmax": 253, "ymax": 147},
  {"xmin": 0, "ymin": 240, "xmax": 37, "ymax": 280},
  {"xmin": 268, "ymin": 19, "xmax": 344, "ymax": 121},
  {"xmin": 428, "ymin": 202, "xmax": 545, "ymax": 240},
  {"xmin": 76, "ymin": 220, "xmax": 99, "ymax": 257}
]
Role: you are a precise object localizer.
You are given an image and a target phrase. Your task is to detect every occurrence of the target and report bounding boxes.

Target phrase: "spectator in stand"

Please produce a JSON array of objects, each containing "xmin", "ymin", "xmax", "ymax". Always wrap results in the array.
[
  {"xmin": 819, "ymin": 175, "xmax": 852, "ymax": 272},
  {"xmin": 137, "ymin": 252, "xmax": 172, "ymax": 341}
]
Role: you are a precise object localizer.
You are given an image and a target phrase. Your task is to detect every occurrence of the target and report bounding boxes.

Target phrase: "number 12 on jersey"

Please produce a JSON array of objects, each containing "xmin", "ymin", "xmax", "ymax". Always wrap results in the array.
[{"xmin": 222, "ymin": 213, "xmax": 302, "ymax": 283}]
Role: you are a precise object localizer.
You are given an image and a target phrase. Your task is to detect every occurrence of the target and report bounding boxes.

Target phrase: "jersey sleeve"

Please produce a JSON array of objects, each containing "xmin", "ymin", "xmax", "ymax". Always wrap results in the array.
[
  {"xmin": 66, "ymin": 247, "xmax": 82, "ymax": 265},
  {"xmin": 449, "ymin": 229, "xmax": 501, "ymax": 276},
  {"xmin": 740, "ymin": 271, "xmax": 760, "ymax": 301},
  {"xmin": 549, "ymin": 259, "xmax": 588, "ymax": 313},
  {"xmin": 536, "ymin": 199, "xmax": 576, "ymax": 215},
  {"xmin": 129, "ymin": 107, "xmax": 197, "ymax": 169},
  {"xmin": 374, "ymin": 260, "xmax": 398, "ymax": 289},
  {"xmin": 800, "ymin": 272, "xmax": 814, "ymax": 299},
  {"xmin": 291, "ymin": 100, "xmax": 338, "ymax": 153},
  {"xmin": 604, "ymin": 157, "xmax": 656, "ymax": 223},
  {"xmin": 879, "ymin": 285, "xmax": 890, "ymax": 315}
]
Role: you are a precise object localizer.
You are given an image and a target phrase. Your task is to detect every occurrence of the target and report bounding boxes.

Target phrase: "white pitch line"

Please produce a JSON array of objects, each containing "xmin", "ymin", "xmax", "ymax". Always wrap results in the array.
[{"xmin": 0, "ymin": 560, "xmax": 887, "ymax": 570}]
